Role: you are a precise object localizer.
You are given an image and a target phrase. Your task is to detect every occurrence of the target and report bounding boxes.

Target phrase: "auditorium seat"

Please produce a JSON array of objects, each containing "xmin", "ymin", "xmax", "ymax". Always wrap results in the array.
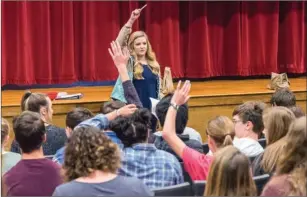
[
  {"xmin": 201, "ymin": 143, "xmax": 209, "ymax": 154},
  {"xmin": 192, "ymin": 180, "xmax": 206, "ymax": 196},
  {"xmin": 258, "ymin": 138, "xmax": 266, "ymax": 149},
  {"xmin": 152, "ymin": 182, "xmax": 191, "ymax": 196},
  {"xmin": 253, "ymin": 174, "xmax": 270, "ymax": 195}
]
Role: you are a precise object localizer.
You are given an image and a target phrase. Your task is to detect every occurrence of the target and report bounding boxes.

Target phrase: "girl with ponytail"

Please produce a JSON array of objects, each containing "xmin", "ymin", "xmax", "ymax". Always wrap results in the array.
[
  {"xmin": 161, "ymin": 81, "xmax": 235, "ymax": 181},
  {"xmin": 11, "ymin": 91, "xmax": 67, "ymax": 155}
]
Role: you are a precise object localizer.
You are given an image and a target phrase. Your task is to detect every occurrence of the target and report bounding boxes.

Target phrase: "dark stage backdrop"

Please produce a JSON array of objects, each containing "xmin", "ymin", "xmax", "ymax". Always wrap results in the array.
[{"xmin": 2, "ymin": 1, "xmax": 306, "ymax": 86}]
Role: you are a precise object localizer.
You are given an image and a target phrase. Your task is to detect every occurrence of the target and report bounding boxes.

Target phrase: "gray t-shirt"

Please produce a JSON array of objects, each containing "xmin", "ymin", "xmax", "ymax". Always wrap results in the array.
[
  {"xmin": 2, "ymin": 152, "xmax": 21, "ymax": 175},
  {"xmin": 52, "ymin": 175, "xmax": 153, "ymax": 196}
]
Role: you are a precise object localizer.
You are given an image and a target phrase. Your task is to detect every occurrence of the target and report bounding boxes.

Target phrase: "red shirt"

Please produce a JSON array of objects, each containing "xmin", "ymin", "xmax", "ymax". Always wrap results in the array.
[{"xmin": 182, "ymin": 146, "xmax": 213, "ymax": 181}]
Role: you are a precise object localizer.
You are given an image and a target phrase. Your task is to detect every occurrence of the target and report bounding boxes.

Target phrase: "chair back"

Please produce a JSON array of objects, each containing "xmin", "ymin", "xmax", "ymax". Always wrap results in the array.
[
  {"xmin": 253, "ymin": 174, "xmax": 270, "ymax": 195},
  {"xmin": 258, "ymin": 138, "xmax": 266, "ymax": 149},
  {"xmin": 201, "ymin": 143, "xmax": 209, "ymax": 154},
  {"xmin": 192, "ymin": 180, "xmax": 206, "ymax": 196},
  {"xmin": 44, "ymin": 155, "xmax": 54, "ymax": 160},
  {"xmin": 152, "ymin": 182, "xmax": 191, "ymax": 196}
]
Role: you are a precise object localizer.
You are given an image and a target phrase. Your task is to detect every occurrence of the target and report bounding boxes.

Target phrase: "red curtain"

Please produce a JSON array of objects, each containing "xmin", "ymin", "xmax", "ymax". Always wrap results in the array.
[{"xmin": 2, "ymin": 1, "xmax": 306, "ymax": 86}]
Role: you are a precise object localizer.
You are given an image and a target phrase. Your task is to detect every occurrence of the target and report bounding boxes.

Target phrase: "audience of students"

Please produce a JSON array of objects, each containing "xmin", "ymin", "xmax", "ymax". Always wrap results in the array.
[
  {"xmin": 52, "ymin": 126, "xmax": 153, "ymax": 196},
  {"xmin": 11, "ymin": 92, "xmax": 67, "ymax": 155},
  {"xmin": 1, "ymin": 118, "xmax": 21, "ymax": 175},
  {"xmin": 4, "ymin": 111, "xmax": 62, "ymax": 196}
]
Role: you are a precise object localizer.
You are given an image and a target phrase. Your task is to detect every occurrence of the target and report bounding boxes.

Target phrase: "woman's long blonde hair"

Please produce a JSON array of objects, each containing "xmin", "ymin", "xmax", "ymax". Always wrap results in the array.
[
  {"xmin": 261, "ymin": 107, "xmax": 295, "ymax": 173},
  {"xmin": 276, "ymin": 116, "xmax": 307, "ymax": 196},
  {"xmin": 128, "ymin": 31, "xmax": 160, "ymax": 79},
  {"xmin": 204, "ymin": 146, "xmax": 257, "ymax": 196}
]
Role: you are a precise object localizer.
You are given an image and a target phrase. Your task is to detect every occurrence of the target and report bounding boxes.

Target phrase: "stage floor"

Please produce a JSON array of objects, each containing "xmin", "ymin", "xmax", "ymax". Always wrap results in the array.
[
  {"xmin": 2, "ymin": 77, "xmax": 306, "ymax": 143},
  {"xmin": 2, "ymin": 77, "xmax": 306, "ymax": 107}
]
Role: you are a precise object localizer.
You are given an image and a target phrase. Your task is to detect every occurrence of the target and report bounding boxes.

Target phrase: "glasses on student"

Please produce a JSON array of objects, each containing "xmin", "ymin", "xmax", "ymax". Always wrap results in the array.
[{"xmin": 232, "ymin": 120, "xmax": 242, "ymax": 124}]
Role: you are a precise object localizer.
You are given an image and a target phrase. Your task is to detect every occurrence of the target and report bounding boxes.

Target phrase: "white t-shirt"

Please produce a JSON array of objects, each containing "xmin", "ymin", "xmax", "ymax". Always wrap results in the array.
[{"xmin": 233, "ymin": 137, "xmax": 264, "ymax": 157}]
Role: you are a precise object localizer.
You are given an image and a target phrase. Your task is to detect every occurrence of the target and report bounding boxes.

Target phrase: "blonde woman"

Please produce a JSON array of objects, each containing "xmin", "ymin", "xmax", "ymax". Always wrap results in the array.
[
  {"xmin": 161, "ymin": 81, "xmax": 235, "ymax": 180},
  {"xmin": 111, "ymin": 7, "xmax": 164, "ymax": 110},
  {"xmin": 252, "ymin": 107, "xmax": 295, "ymax": 176},
  {"xmin": 205, "ymin": 146, "xmax": 257, "ymax": 196},
  {"xmin": 261, "ymin": 116, "xmax": 307, "ymax": 196}
]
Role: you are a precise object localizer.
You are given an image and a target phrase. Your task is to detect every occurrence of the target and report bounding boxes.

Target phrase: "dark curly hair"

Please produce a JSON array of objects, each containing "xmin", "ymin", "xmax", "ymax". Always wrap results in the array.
[
  {"xmin": 110, "ymin": 108, "xmax": 152, "ymax": 147},
  {"xmin": 63, "ymin": 126, "xmax": 120, "ymax": 182}
]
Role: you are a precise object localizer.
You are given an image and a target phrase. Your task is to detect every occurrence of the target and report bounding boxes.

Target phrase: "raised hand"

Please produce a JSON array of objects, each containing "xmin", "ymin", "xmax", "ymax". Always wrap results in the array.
[
  {"xmin": 171, "ymin": 80, "xmax": 191, "ymax": 106},
  {"xmin": 117, "ymin": 104, "xmax": 138, "ymax": 117},
  {"xmin": 129, "ymin": 5, "xmax": 147, "ymax": 23},
  {"xmin": 108, "ymin": 41, "xmax": 130, "ymax": 70}
]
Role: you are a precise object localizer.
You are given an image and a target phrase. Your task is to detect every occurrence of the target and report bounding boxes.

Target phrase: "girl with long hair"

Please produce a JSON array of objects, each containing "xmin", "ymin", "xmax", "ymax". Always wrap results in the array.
[{"xmin": 111, "ymin": 7, "xmax": 167, "ymax": 110}]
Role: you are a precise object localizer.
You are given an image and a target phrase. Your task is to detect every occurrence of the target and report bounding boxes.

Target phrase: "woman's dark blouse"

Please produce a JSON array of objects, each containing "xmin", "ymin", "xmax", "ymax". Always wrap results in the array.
[
  {"xmin": 11, "ymin": 125, "xmax": 67, "ymax": 156},
  {"xmin": 133, "ymin": 65, "xmax": 158, "ymax": 110}
]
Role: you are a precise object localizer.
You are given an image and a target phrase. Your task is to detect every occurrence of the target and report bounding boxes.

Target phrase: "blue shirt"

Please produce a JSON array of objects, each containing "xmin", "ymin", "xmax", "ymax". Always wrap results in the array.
[
  {"xmin": 53, "ymin": 114, "xmax": 113, "ymax": 165},
  {"xmin": 119, "ymin": 143, "xmax": 183, "ymax": 189}
]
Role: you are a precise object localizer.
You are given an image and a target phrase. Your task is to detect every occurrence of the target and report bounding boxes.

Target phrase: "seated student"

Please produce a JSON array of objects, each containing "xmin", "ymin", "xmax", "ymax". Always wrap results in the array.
[
  {"xmin": 110, "ymin": 109, "xmax": 183, "ymax": 189},
  {"xmin": 1, "ymin": 118, "xmax": 21, "ymax": 175},
  {"xmin": 261, "ymin": 116, "xmax": 307, "ymax": 196},
  {"xmin": 270, "ymin": 88, "xmax": 296, "ymax": 107},
  {"xmin": 153, "ymin": 94, "xmax": 203, "ymax": 160},
  {"xmin": 4, "ymin": 111, "xmax": 62, "ymax": 196},
  {"xmin": 252, "ymin": 107, "xmax": 295, "ymax": 176},
  {"xmin": 161, "ymin": 81, "xmax": 235, "ymax": 181},
  {"xmin": 52, "ymin": 126, "xmax": 152, "ymax": 196},
  {"xmin": 100, "ymin": 101, "xmax": 126, "ymax": 148},
  {"xmin": 52, "ymin": 107, "xmax": 94, "ymax": 165},
  {"xmin": 150, "ymin": 97, "xmax": 202, "ymax": 142},
  {"xmin": 232, "ymin": 101, "xmax": 266, "ymax": 157},
  {"xmin": 205, "ymin": 146, "xmax": 257, "ymax": 196},
  {"xmin": 11, "ymin": 92, "xmax": 67, "ymax": 155}
]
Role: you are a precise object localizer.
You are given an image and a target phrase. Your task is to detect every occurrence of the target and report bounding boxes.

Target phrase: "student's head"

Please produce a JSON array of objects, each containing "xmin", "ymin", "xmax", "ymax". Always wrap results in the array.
[
  {"xmin": 1, "ymin": 118, "xmax": 10, "ymax": 147},
  {"xmin": 206, "ymin": 116, "xmax": 235, "ymax": 153},
  {"xmin": 21, "ymin": 91, "xmax": 53, "ymax": 123},
  {"xmin": 65, "ymin": 107, "xmax": 94, "ymax": 137},
  {"xmin": 270, "ymin": 88, "xmax": 296, "ymax": 107},
  {"xmin": 156, "ymin": 94, "xmax": 188, "ymax": 134},
  {"xmin": 63, "ymin": 126, "xmax": 120, "ymax": 181},
  {"xmin": 128, "ymin": 31, "xmax": 160, "ymax": 79},
  {"xmin": 263, "ymin": 107, "xmax": 295, "ymax": 145},
  {"xmin": 261, "ymin": 107, "xmax": 295, "ymax": 173},
  {"xmin": 110, "ymin": 108, "xmax": 152, "ymax": 147},
  {"xmin": 232, "ymin": 101, "xmax": 266, "ymax": 139},
  {"xmin": 13, "ymin": 111, "xmax": 46, "ymax": 153},
  {"xmin": 288, "ymin": 105, "xmax": 305, "ymax": 118},
  {"xmin": 101, "ymin": 101, "xmax": 126, "ymax": 114},
  {"xmin": 205, "ymin": 146, "xmax": 257, "ymax": 196},
  {"xmin": 276, "ymin": 116, "xmax": 307, "ymax": 196}
]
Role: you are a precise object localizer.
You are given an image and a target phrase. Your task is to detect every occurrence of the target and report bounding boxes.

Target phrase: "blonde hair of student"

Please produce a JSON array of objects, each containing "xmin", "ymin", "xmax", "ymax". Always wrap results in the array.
[
  {"xmin": 261, "ymin": 107, "xmax": 295, "ymax": 173},
  {"xmin": 276, "ymin": 116, "xmax": 307, "ymax": 196},
  {"xmin": 204, "ymin": 146, "xmax": 257, "ymax": 196},
  {"xmin": 127, "ymin": 31, "xmax": 160, "ymax": 79},
  {"xmin": 206, "ymin": 116, "xmax": 235, "ymax": 149}
]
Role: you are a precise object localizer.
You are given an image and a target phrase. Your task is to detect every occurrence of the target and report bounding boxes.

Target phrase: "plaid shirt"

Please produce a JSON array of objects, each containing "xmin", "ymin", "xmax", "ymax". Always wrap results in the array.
[{"xmin": 119, "ymin": 143, "xmax": 184, "ymax": 189}]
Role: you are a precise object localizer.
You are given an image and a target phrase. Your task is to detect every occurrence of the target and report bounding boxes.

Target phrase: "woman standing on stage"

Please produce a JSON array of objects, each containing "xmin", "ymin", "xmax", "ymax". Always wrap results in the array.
[{"xmin": 111, "ymin": 7, "xmax": 163, "ymax": 110}]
